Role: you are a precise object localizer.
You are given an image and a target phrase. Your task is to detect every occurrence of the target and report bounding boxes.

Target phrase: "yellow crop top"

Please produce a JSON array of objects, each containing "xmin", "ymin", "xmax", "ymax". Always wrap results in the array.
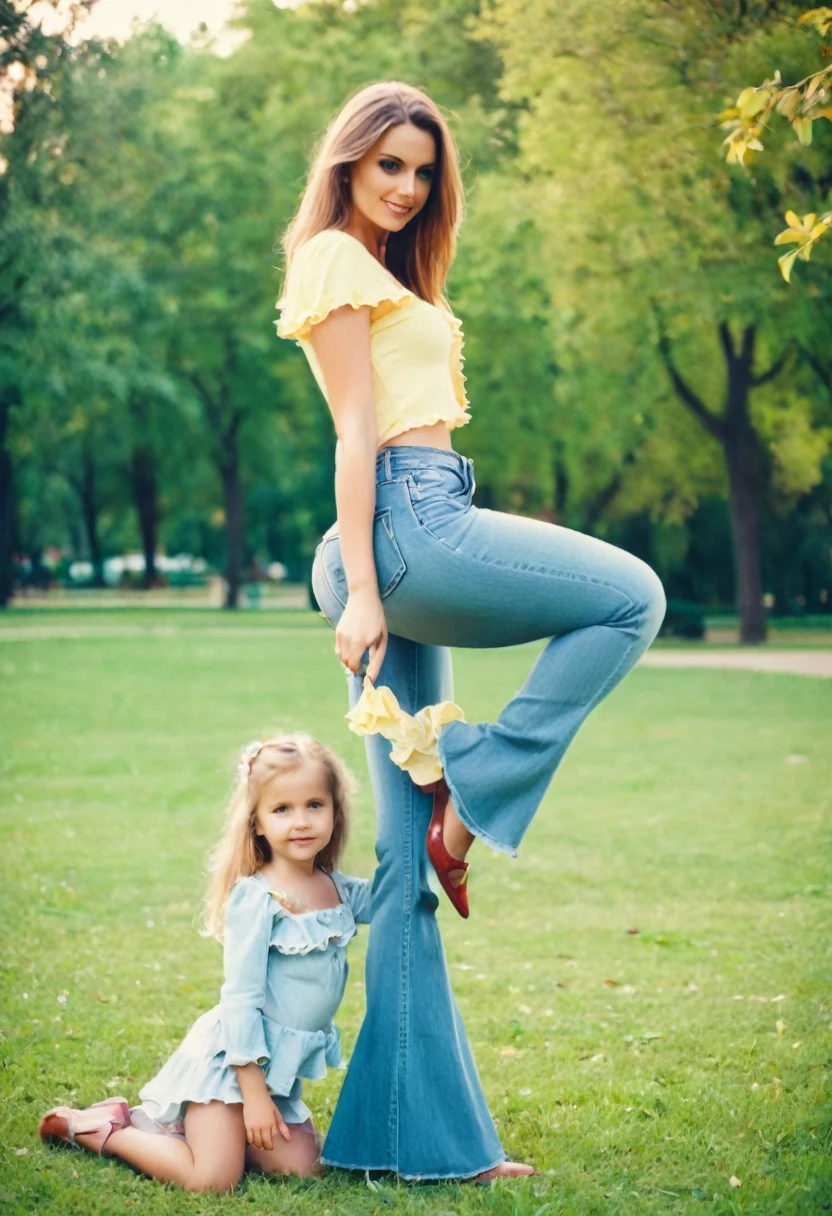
[{"xmin": 275, "ymin": 229, "xmax": 471, "ymax": 444}]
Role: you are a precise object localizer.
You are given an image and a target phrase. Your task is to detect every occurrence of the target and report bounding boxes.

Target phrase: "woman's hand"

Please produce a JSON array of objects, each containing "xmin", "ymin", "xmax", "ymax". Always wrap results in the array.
[
  {"xmin": 242, "ymin": 1090, "xmax": 290, "ymax": 1151},
  {"xmin": 335, "ymin": 585, "xmax": 388, "ymax": 682}
]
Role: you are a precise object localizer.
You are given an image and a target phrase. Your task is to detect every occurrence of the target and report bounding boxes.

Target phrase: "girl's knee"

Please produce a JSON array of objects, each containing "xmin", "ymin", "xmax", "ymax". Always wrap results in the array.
[
  {"xmin": 249, "ymin": 1124, "xmax": 321, "ymax": 1178},
  {"xmin": 185, "ymin": 1165, "xmax": 243, "ymax": 1193}
]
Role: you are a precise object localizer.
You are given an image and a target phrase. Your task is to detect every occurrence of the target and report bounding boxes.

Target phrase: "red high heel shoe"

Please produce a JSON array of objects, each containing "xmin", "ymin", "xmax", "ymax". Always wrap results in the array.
[{"xmin": 421, "ymin": 777, "xmax": 470, "ymax": 919}]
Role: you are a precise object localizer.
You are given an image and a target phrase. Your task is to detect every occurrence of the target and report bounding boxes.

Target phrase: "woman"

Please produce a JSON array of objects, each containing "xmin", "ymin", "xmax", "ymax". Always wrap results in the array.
[{"xmin": 276, "ymin": 80, "xmax": 665, "ymax": 1182}]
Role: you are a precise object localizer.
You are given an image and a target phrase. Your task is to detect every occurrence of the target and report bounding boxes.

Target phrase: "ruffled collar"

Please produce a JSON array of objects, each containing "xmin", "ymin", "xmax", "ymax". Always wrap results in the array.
[{"xmin": 252, "ymin": 871, "xmax": 356, "ymax": 955}]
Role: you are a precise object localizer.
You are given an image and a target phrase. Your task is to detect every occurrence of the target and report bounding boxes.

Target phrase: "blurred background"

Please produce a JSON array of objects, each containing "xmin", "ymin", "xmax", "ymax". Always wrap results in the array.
[{"xmin": 2, "ymin": 0, "xmax": 830, "ymax": 640}]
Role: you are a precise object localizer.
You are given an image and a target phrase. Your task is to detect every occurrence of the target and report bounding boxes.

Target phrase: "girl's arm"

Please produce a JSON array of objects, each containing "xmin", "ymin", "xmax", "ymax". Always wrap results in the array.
[
  {"xmin": 218, "ymin": 880, "xmax": 287, "ymax": 1149},
  {"xmin": 310, "ymin": 305, "xmax": 388, "ymax": 682},
  {"xmin": 234, "ymin": 1062, "xmax": 289, "ymax": 1150},
  {"xmin": 337, "ymin": 872, "xmax": 373, "ymax": 924}
]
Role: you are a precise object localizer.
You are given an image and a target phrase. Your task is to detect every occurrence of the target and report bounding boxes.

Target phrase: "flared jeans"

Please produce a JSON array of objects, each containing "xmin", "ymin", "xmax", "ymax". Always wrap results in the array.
[{"xmin": 311, "ymin": 444, "xmax": 666, "ymax": 1179}]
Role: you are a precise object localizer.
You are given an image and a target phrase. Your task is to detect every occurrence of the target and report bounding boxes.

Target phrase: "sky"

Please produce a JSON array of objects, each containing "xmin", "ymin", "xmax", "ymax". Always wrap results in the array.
[
  {"xmin": 2, "ymin": 1, "xmax": 268, "ymax": 135},
  {"xmin": 29, "ymin": 0, "xmax": 255, "ymax": 54}
]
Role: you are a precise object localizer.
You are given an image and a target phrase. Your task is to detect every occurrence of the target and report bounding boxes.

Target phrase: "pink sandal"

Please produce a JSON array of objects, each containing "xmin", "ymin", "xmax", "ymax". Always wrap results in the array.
[{"xmin": 39, "ymin": 1096, "xmax": 131, "ymax": 1154}]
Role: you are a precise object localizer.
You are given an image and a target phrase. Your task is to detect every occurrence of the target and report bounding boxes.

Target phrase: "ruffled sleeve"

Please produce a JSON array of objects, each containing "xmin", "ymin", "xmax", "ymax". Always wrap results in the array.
[
  {"xmin": 217, "ymin": 876, "xmax": 274, "ymax": 1068},
  {"xmin": 276, "ymin": 230, "xmax": 411, "ymax": 343},
  {"xmin": 332, "ymin": 871, "xmax": 373, "ymax": 925}
]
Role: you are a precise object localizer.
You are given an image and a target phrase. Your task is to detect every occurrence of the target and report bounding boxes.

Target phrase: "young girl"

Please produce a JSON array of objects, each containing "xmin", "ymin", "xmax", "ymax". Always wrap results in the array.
[{"xmin": 39, "ymin": 734, "xmax": 371, "ymax": 1193}]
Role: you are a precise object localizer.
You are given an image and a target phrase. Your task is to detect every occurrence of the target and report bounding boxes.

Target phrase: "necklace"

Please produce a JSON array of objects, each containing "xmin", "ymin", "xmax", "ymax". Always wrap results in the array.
[{"xmin": 267, "ymin": 886, "xmax": 308, "ymax": 914}]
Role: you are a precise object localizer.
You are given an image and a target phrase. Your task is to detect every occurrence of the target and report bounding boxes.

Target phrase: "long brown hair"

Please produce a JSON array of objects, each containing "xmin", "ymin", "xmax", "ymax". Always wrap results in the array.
[
  {"xmin": 279, "ymin": 80, "xmax": 465, "ymax": 307},
  {"xmin": 203, "ymin": 734, "xmax": 357, "ymax": 939}
]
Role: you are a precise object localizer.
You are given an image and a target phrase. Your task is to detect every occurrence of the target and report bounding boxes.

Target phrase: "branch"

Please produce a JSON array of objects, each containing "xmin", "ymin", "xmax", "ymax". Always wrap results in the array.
[
  {"xmin": 584, "ymin": 450, "xmax": 637, "ymax": 529},
  {"xmin": 718, "ymin": 320, "xmax": 736, "ymax": 365},
  {"xmin": 651, "ymin": 301, "xmax": 726, "ymax": 442},
  {"xmin": 797, "ymin": 342, "xmax": 832, "ymax": 397},
  {"xmin": 188, "ymin": 371, "xmax": 221, "ymax": 433},
  {"xmin": 751, "ymin": 339, "xmax": 793, "ymax": 386}
]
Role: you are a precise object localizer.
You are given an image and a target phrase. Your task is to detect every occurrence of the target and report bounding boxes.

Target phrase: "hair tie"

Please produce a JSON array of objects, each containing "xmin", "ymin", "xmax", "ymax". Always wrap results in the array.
[{"xmin": 237, "ymin": 741, "xmax": 263, "ymax": 785}]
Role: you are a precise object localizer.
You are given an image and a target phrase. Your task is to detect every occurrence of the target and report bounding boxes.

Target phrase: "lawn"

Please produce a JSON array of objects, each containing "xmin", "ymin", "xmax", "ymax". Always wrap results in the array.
[{"xmin": 1, "ymin": 610, "xmax": 830, "ymax": 1215}]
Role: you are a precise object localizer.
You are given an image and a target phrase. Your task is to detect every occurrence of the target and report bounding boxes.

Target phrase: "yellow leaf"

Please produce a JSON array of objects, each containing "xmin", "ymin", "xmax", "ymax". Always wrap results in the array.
[
  {"xmin": 804, "ymin": 70, "xmax": 829, "ymax": 100},
  {"xmin": 799, "ymin": 8, "xmax": 832, "ymax": 35},
  {"xmin": 776, "ymin": 89, "xmax": 801, "ymax": 119},
  {"xmin": 815, "ymin": 107, "xmax": 832, "ymax": 121},
  {"xmin": 774, "ymin": 229, "xmax": 805, "ymax": 246},
  {"xmin": 793, "ymin": 117, "xmax": 814, "ymax": 146},
  {"xmin": 777, "ymin": 250, "xmax": 798, "ymax": 283},
  {"xmin": 738, "ymin": 88, "xmax": 770, "ymax": 120}
]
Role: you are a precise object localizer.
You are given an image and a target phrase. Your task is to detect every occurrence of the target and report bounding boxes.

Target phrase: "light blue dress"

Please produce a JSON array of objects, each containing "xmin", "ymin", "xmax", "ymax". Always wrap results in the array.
[{"xmin": 137, "ymin": 870, "xmax": 371, "ymax": 1130}]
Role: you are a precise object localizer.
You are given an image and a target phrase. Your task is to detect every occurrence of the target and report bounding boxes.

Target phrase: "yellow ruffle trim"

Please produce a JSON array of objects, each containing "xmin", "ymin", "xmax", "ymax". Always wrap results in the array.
[
  {"xmin": 345, "ymin": 677, "xmax": 466, "ymax": 787},
  {"xmin": 443, "ymin": 309, "xmax": 469, "ymax": 412}
]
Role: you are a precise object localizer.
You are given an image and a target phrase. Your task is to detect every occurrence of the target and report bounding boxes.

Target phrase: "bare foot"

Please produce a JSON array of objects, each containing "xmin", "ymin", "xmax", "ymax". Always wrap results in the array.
[{"xmin": 473, "ymin": 1160, "xmax": 535, "ymax": 1182}]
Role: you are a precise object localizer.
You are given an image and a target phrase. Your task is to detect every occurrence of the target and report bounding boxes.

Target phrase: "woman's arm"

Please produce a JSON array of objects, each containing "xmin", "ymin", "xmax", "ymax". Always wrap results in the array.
[{"xmin": 310, "ymin": 304, "xmax": 388, "ymax": 681}]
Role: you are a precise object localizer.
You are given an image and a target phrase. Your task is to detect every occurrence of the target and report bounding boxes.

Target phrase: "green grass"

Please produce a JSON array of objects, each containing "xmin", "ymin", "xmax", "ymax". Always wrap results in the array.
[{"xmin": 1, "ymin": 611, "xmax": 830, "ymax": 1215}]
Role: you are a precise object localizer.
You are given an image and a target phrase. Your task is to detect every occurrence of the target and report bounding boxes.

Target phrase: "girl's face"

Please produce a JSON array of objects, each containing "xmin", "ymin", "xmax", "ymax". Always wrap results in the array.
[
  {"xmin": 254, "ymin": 759, "xmax": 335, "ymax": 867},
  {"xmin": 348, "ymin": 122, "xmax": 437, "ymax": 234}
]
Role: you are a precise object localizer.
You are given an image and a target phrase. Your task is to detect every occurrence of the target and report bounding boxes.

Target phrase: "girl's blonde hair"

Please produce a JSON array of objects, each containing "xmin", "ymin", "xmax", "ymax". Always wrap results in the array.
[
  {"xmin": 279, "ymin": 80, "xmax": 465, "ymax": 307},
  {"xmin": 203, "ymin": 734, "xmax": 356, "ymax": 939}
]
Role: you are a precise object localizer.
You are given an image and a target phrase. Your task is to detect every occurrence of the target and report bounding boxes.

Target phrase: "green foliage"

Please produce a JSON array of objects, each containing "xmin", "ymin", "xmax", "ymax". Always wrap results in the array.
[
  {"xmin": 469, "ymin": 0, "xmax": 832, "ymax": 637},
  {"xmin": 1, "ymin": 0, "xmax": 830, "ymax": 620}
]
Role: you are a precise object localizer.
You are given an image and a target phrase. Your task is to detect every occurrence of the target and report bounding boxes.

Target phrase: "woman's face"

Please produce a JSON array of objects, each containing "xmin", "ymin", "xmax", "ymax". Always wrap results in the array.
[{"xmin": 348, "ymin": 122, "xmax": 437, "ymax": 234}]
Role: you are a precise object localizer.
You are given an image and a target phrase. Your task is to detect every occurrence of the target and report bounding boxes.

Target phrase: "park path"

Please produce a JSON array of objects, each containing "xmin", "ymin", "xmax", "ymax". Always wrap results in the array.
[
  {"xmin": 0, "ymin": 623, "xmax": 830, "ymax": 677},
  {"xmin": 640, "ymin": 649, "xmax": 832, "ymax": 678}
]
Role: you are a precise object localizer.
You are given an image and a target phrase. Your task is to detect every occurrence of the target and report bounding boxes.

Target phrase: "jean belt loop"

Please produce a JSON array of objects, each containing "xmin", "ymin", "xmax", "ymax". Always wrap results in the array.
[{"xmin": 381, "ymin": 447, "xmax": 392, "ymax": 483}]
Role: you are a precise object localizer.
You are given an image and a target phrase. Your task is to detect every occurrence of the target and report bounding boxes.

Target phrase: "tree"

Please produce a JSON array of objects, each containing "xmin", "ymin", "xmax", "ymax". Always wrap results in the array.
[
  {"xmin": 0, "ymin": 1, "xmax": 98, "ymax": 604},
  {"xmin": 719, "ymin": 6, "xmax": 832, "ymax": 279},
  {"xmin": 472, "ymin": 0, "xmax": 832, "ymax": 641}
]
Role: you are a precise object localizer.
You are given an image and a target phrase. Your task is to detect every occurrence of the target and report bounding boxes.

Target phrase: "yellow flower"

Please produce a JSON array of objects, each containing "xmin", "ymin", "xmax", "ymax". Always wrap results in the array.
[
  {"xmin": 345, "ymin": 679, "xmax": 408, "ymax": 740},
  {"xmin": 346, "ymin": 678, "xmax": 465, "ymax": 785}
]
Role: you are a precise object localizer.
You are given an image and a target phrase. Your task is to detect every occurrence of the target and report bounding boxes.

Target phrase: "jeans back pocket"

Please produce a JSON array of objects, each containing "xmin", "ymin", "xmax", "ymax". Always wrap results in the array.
[{"xmin": 313, "ymin": 508, "xmax": 407, "ymax": 622}]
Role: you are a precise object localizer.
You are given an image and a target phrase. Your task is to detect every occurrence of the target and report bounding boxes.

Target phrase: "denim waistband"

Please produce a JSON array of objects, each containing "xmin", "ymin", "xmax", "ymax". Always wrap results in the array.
[{"xmin": 375, "ymin": 445, "xmax": 473, "ymax": 485}]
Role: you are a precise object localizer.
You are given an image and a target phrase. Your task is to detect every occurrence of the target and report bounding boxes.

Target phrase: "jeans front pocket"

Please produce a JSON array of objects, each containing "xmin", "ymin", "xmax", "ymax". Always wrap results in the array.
[
  {"xmin": 313, "ymin": 508, "xmax": 407, "ymax": 624},
  {"xmin": 405, "ymin": 465, "xmax": 474, "ymax": 546}
]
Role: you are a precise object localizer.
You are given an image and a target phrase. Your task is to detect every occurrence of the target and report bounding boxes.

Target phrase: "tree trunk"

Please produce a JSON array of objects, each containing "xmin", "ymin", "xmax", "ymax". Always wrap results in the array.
[
  {"xmin": 221, "ymin": 453, "xmax": 244, "ymax": 610},
  {"xmin": 131, "ymin": 445, "xmax": 159, "ymax": 588},
  {"xmin": 723, "ymin": 325, "xmax": 767, "ymax": 644},
  {"xmin": 655, "ymin": 312, "xmax": 778, "ymax": 645},
  {"xmin": 0, "ymin": 397, "xmax": 15, "ymax": 608},
  {"xmin": 76, "ymin": 451, "xmax": 105, "ymax": 588},
  {"xmin": 725, "ymin": 433, "xmax": 766, "ymax": 643}
]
